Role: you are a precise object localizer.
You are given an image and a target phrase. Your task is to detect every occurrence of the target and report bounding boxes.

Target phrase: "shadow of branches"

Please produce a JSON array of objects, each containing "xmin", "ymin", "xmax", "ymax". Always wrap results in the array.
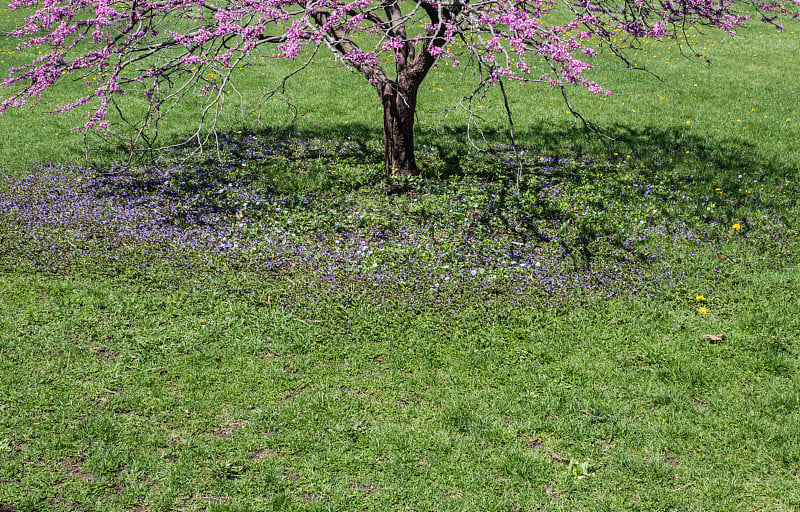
[{"xmin": 86, "ymin": 121, "xmax": 797, "ymax": 264}]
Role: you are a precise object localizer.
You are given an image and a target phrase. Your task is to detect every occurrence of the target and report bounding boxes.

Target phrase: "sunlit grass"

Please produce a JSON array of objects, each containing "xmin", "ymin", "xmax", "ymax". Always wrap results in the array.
[
  {"xmin": 1, "ymin": 7, "xmax": 799, "ymax": 512},
  {"xmin": 0, "ymin": 11, "xmax": 798, "ymax": 170}
]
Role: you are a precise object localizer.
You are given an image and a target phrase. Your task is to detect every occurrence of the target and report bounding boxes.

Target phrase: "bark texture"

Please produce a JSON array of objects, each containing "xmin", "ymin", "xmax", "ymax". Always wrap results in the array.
[
  {"xmin": 380, "ymin": 82, "xmax": 418, "ymax": 176},
  {"xmin": 312, "ymin": 0, "xmax": 453, "ymax": 178}
]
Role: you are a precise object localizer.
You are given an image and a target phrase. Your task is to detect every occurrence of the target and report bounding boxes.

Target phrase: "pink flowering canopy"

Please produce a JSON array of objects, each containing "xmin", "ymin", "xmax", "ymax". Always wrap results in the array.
[{"xmin": 1, "ymin": 0, "xmax": 798, "ymax": 164}]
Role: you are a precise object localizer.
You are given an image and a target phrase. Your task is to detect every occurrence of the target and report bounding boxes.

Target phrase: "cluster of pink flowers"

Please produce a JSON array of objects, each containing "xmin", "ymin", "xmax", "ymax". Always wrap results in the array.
[{"xmin": 1, "ymin": 0, "xmax": 797, "ymax": 130}]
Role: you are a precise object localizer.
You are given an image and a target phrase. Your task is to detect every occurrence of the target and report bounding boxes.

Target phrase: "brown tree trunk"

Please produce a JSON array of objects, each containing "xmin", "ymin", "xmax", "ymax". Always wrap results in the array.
[{"xmin": 380, "ymin": 82, "xmax": 418, "ymax": 177}]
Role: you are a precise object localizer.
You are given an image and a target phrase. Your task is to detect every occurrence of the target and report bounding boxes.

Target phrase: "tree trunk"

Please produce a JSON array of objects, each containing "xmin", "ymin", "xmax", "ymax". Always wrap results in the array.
[{"xmin": 380, "ymin": 82, "xmax": 418, "ymax": 177}]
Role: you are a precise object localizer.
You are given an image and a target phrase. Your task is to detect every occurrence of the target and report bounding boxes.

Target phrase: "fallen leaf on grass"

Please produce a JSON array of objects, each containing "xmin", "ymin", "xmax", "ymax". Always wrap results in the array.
[
  {"xmin": 517, "ymin": 433, "xmax": 543, "ymax": 450},
  {"xmin": 701, "ymin": 333, "xmax": 726, "ymax": 342}
]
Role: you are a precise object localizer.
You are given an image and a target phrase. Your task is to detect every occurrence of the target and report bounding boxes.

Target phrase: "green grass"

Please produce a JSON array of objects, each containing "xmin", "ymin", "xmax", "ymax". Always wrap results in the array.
[
  {"xmin": 1, "ymin": 11, "xmax": 798, "ymax": 171},
  {"xmin": 2, "ymin": 268, "xmax": 800, "ymax": 511},
  {"xmin": 1, "ymin": 7, "xmax": 800, "ymax": 512}
]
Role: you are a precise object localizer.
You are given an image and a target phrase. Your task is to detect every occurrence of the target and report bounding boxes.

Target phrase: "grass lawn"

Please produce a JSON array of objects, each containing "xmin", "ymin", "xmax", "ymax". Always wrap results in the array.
[{"xmin": 1, "ymin": 6, "xmax": 799, "ymax": 512}]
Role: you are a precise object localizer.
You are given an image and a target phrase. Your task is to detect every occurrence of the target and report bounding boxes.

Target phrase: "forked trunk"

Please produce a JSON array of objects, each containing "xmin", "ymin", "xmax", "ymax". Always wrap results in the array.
[{"xmin": 380, "ymin": 82, "xmax": 418, "ymax": 177}]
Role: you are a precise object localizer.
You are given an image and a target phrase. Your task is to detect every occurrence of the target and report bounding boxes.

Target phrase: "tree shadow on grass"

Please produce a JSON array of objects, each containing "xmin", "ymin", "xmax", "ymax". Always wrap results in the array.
[
  {"xmin": 116, "ymin": 117, "xmax": 795, "ymax": 192},
  {"xmin": 418, "ymin": 121, "xmax": 797, "ymax": 267},
  {"xmin": 443, "ymin": 121, "xmax": 795, "ymax": 219},
  {"xmin": 431, "ymin": 121, "xmax": 794, "ymax": 179},
  {"xmin": 89, "ymin": 121, "xmax": 796, "ymax": 242},
  {"xmin": 583, "ymin": 123, "xmax": 797, "ymax": 227}
]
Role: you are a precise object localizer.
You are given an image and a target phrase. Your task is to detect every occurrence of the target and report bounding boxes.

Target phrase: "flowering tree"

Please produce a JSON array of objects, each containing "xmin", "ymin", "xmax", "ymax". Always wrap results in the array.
[{"xmin": 1, "ymin": 0, "xmax": 798, "ymax": 176}]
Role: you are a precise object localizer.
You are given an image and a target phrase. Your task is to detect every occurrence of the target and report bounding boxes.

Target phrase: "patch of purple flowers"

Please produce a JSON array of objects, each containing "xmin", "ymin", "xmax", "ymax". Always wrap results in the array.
[{"xmin": 2, "ymin": 145, "xmax": 794, "ymax": 311}]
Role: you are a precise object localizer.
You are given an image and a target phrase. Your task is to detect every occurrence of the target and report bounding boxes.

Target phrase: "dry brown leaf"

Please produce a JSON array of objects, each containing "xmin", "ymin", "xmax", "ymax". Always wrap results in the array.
[
  {"xmin": 702, "ymin": 333, "xmax": 726, "ymax": 342},
  {"xmin": 517, "ymin": 433, "xmax": 544, "ymax": 450}
]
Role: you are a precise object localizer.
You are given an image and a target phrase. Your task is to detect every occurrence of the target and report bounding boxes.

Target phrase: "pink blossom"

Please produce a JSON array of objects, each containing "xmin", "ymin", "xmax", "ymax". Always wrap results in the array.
[{"xmin": 0, "ymin": 0, "xmax": 795, "ymax": 137}]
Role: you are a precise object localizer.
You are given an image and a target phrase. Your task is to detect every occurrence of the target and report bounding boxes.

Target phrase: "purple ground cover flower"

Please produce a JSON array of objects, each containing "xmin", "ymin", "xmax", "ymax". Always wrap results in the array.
[{"xmin": 2, "ymin": 136, "xmax": 796, "ymax": 311}]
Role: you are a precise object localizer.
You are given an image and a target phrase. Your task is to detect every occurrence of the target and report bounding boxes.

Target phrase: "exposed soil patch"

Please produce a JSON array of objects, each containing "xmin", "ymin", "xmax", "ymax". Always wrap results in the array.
[
  {"xmin": 63, "ymin": 454, "xmax": 97, "ymax": 483},
  {"xmin": 212, "ymin": 421, "xmax": 246, "ymax": 439},
  {"xmin": 251, "ymin": 448, "xmax": 282, "ymax": 460}
]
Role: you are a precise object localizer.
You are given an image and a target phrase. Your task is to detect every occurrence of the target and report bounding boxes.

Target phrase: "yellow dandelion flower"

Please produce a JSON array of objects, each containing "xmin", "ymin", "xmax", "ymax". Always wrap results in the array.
[
  {"xmin": 696, "ymin": 295, "xmax": 706, "ymax": 301},
  {"xmin": 733, "ymin": 223, "xmax": 741, "ymax": 231},
  {"xmin": 698, "ymin": 307, "xmax": 709, "ymax": 314}
]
